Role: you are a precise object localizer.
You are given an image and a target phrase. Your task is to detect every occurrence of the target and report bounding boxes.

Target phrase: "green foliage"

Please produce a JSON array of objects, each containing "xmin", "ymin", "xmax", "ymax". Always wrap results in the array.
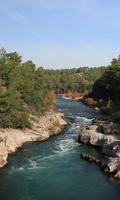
[
  {"xmin": 91, "ymin": 56, "xmax": 120, "ymax": 103},
  {"xmin": 0, "ymin": 112, "xmax": 30, "ymax": 129},
  {"xmin": 44, "ymin": 67, "xmax": 105, "ymax": 94},
  {"xmin": 0, "ymin": 48, "xmax": 117, "ymax": 129},
  {"xmin": 0, "ymin": 49, "xmax": 55, "ymax": 129},
  {"xmin": 0, "ymin": 89, "xmax": 30, "ymax": 128}
]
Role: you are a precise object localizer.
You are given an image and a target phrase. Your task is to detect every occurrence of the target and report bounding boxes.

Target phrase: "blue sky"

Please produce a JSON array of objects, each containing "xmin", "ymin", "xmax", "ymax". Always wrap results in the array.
[{"xmin": 0, "ymin": 0, "xmax": 120, "ymax": 68}]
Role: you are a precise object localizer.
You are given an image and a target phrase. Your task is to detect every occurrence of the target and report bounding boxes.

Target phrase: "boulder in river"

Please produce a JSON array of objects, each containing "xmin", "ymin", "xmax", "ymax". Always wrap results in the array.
[{"xmin": 78, "ymin": 121, "xmax": 120, "ymax": 179}]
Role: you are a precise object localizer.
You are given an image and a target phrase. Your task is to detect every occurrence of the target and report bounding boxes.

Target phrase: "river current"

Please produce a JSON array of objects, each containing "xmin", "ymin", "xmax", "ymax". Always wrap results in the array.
[{"xmin": 0, "ymin": 96, "xmax": 120, "ymax": 200}]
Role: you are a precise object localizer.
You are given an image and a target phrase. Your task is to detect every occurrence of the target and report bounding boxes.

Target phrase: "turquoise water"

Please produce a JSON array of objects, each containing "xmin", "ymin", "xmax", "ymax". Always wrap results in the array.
[{"xmin": 0, "ymin": 96, "xmax": 120, "ymax": 200}]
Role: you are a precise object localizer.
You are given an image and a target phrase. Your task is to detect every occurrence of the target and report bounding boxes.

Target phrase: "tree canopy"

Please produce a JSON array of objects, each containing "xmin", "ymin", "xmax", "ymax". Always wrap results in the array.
[
  {"xmin": 91, "ymin": 56, "xmax": 120, "ymax": 103},
  {"xmin": 1, "ymin": 48, "xmax": 118, "ymax": 128},
  {"xmin": 0, "ymin": 49, "xmax": 55, "ymax": 128}
]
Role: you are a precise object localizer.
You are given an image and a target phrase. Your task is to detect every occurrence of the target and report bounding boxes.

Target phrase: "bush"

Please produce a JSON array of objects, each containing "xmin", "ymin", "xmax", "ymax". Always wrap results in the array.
[
  {"xmin": 0, "ymin": 112, "xmax": 30, "ymax": 129},
  {"xmin": 64, "ymin": 91, "xmax": 82, "ymax": 99},
  {"xmin": 111, "ymin": 112, "xmax": 120, "ymax": 123},
  {"xmin": 85, "ymin": 97, "xmax": 97, "ymax": 107}
]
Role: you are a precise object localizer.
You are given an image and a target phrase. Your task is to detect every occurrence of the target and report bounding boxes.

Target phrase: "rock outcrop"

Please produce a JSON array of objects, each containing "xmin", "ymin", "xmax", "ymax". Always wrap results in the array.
[
  {"xmin": 81, "ymin": 153, "xmax": 100, "ymax": 164},
  {"xmin": 0, "ymin": 110, "xmax": 67, "ymax": 168},
  {"xmin": 78, "ymin": 122, "xmax": 120, "ymax": 179}
]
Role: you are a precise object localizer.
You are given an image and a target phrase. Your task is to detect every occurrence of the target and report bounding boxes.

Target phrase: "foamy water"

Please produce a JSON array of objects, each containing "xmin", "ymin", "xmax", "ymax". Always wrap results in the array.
[{"xmin": 0, "ymin": 96, "xmax": 120, "ymax": 200}]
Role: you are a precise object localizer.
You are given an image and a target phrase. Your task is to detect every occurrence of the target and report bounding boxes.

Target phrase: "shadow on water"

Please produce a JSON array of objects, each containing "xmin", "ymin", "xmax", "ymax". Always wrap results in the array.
[{"xmin": 0, "ymin": 96, "xmax": 120, "ymax": 200}]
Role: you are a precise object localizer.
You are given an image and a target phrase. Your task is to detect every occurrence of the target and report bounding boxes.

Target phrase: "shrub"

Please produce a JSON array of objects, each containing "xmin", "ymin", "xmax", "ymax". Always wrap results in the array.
[
  {"xmin": 85, "ymin": 97, "xmax": 97, "ymax": 107},
  {"xmin": 0, "ymin": 112, "xmax": 30, "ymax": 129},
  {"xmin": 111, "ymin": 112, "xmax": 120, "ymax": 123},
  {"xmin": 64, "ymin": 91, "xmax": 81, "ymax": 99}
]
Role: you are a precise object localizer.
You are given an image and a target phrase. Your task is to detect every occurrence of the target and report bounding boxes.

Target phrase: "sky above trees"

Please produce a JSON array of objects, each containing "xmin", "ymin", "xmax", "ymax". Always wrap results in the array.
[{"xmin": 0, "ymin": 0, "xmax": 120, "ymax": 68}]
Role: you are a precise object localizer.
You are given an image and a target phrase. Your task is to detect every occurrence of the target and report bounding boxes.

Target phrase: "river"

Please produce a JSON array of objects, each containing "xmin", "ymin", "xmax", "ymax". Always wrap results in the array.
[{"xmin": 0, "ymin": 96, "xmax": 120, "ymax": 200}]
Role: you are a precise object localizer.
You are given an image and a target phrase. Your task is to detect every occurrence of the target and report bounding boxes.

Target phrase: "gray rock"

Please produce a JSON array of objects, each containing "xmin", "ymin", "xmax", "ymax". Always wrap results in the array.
[{"xmin": 78, "ymin": 122, "xmax": 120, "ymax": 179}]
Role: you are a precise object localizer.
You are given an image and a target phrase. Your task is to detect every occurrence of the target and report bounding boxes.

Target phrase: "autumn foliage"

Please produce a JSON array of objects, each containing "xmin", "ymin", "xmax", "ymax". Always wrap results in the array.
[
  {"xmin": 64, "ymin": 91, "xmax": 82, "ymax": 99},
  {"xmin": 84, "ymin": 97, "xmax": 97, "ymax": 107},
  {"xmin": 46, "ymin": 91, "xmax": 56, "ymax": 108}
]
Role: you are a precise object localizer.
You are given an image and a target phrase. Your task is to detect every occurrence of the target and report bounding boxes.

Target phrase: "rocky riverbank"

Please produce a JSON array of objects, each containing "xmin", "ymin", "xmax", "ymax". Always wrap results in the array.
[
  {"xmin": 78, "ymin": 121, "xmax": 120, "ymax": 179},
  {"xmin": 0, "ymin": 110, "xmax": 67, "ymax": 168}
]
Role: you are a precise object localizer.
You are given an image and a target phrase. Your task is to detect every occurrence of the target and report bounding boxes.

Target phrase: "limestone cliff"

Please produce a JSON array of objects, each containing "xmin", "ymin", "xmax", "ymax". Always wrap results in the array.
[
  {"xmin": 0, "ymin": 111, "xmax": 67, "ymax": 168},
  {"xmin": 78, "ymin": 122, "xmax": 120, "ymax": 179}
]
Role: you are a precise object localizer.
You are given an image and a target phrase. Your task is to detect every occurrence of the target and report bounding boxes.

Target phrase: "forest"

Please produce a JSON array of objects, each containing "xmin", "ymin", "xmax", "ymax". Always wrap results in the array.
[
  {"xmin": 44, "ymin": 66, "xmax": 106, "ymax": 94},
  {"xmin": 90, "ymin": 56, "xmax": 120, "ymax": 122},
  {"xmin": 0, "ymin": 49, "xmax": 55, "ymax": 128},
  {"xmin": 0, "ymin": 48, "xmax": 120, "ymax": 128}
]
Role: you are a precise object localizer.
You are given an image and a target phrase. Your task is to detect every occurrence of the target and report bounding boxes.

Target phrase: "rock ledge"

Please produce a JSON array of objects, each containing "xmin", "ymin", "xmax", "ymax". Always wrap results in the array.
[
  {"xmin": 78, "ymin": 122, "xmax": 120, "ymax": 179},
  {"xmin": 0, "ymin": 110, "xmax": 67, "ymax": 168}
]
